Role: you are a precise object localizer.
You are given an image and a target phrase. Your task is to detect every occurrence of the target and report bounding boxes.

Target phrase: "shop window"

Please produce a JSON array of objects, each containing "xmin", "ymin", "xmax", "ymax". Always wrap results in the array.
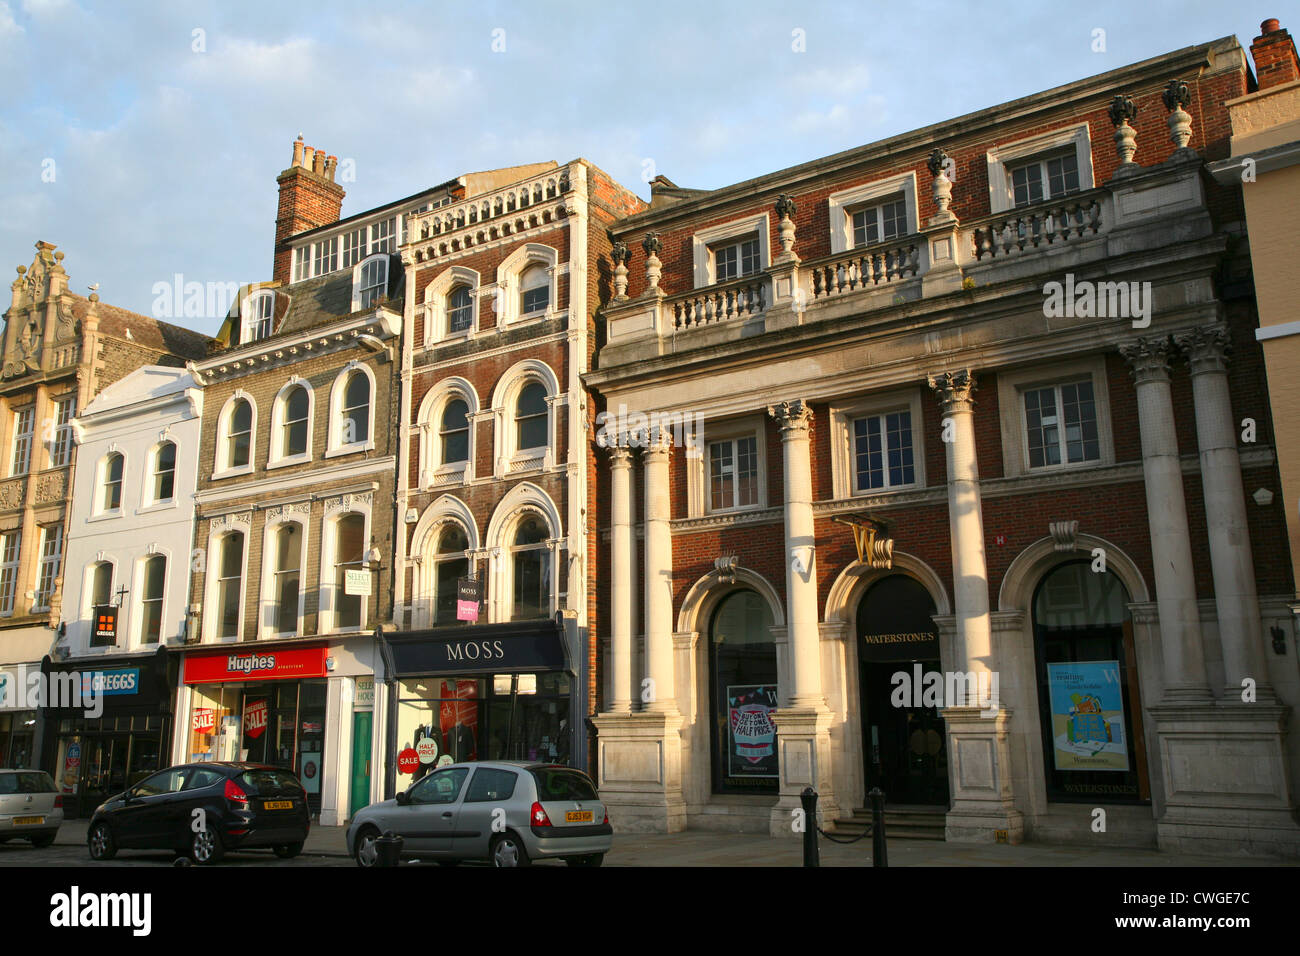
[
  {"xmin": 1032, "ymin": 560, "xmax": 1148, "ymax": 804},
  {"xmin": 216, "ymin": 532, "xmax": 245, "ymax": 639},
  {"xmin": 709, "ymin": 589, "xmax": 778, "ymax": 794},
  {"xmin": 151, "ymin": 442, "xmax": 176, "ymax": 504},
  {"xmin": 510, "ymin": 514, "xmax": 551, "ymax": 621},
  {"xmin": 433, "ymin": 524, "xmax": 470, "ymax": 626},
  {"xmin": 332, "ymin": 512, "xmax": 367, "ymax": 631},
  {"xmin": 138, "ymin": 555, "xmax": 166, "ymax": 645}
]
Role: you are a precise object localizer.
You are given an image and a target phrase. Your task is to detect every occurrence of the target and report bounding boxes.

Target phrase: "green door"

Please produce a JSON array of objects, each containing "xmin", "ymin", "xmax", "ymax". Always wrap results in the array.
[{"xmin": 350, "ymin": 711, "xmax": 373, "ymax": 817}]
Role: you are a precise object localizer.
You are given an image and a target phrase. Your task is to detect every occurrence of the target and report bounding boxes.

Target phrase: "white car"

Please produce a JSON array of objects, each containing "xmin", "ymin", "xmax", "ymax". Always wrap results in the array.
[{"xmin": 0, "ymin": 769, "xmax": 64, "ymax": 848}]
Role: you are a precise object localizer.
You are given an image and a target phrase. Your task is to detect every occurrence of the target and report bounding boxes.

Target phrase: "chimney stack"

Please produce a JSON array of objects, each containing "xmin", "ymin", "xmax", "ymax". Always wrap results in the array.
[
  {"xmin": 273, "ymin": 135, "xmax": 345, "ymax": 285},
  {"xmin": 1250, "ymin": 18, "xmax": 1300, "ymax": 91}
]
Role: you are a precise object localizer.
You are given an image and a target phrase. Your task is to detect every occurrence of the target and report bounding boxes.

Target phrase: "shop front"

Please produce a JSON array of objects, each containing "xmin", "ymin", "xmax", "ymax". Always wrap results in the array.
[
  {"xmin": 385, "ymin": 617, "xmax": 586, "ymax": 793},
  {"xmin": 0, "ymin": 665, "xmax": 39, "ymax": 769},
  {"xmin": 40, "ymin": 647, "xmax": 175, "ymax": 818},
  {"xmin": 180, "ymin": 644, "xmax": 330, "ymax": 815}
]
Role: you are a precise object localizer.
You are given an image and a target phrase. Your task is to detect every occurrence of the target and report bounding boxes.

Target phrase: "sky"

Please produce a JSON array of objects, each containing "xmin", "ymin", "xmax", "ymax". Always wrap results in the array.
[{"xmin": 0, "ymin": 0, "xmax": 1289, "ymax": 336}]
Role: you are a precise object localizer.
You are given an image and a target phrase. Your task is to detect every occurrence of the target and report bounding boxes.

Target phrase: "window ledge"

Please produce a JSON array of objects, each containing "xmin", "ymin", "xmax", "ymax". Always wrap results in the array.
[
  {"xmin": 267, "ymin": 454, "xmax": 313, "ymax": 471},
  {"xmin": 136, "ymin": 500, "xmax": 178, "ymax": 516},
  {"xmin": 212, "ymin": 465, "xmax": 254, "ymax": 481},
  {"xmin": 325, "ymin": 440, "xmax": 375, "ymax": 460},
  {"xmin": 87, "ymin": 510, "xmax": 123, "ymax": 523}
]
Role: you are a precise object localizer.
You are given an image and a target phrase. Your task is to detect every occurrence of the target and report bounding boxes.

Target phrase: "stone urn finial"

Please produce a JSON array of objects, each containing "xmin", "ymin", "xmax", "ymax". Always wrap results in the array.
[
  {"xmin": 927, "ymin": 148, "xmax": 956, "ymax": 224},
  {"xmin": 774, "ymin": 194, "xmax": 798, "ymax": 262},
  {"xmin": 610, "ymin": 241, "xmax": 631, "ymax": 300},
  {"xmin": 642, "ymin": 232, "xmax": 663, "ymax": 294},
  {"xmin": 1162, "ymin": 79, "xmax": 1196, "ymax": 157},
  {"xmin": 1108, "ymin": 94, "xmax": 1139, "ymax": 169}
]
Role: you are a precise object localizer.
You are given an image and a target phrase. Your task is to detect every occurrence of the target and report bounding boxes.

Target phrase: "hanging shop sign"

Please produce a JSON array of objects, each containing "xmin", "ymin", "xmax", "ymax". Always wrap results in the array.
[
  {"xmin": 92, "ymin": 605, "xmax": 118, "ymax": 645},
  {"xmin": 183, "ymin": 645, "xmax": 327, "ymax": 684},
  {"xmin": 355, "ymin": 677, "xmax": 374, "ymax": 710},
  {"xmin": 456, "ymin": 577, "xmax": 482, "ymax": 622}
]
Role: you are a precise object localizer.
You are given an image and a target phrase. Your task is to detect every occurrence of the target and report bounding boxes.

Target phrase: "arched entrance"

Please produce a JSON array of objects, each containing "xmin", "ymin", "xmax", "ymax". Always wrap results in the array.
[
  {"xmin": 708, "ymin": 589, "xmax": 778, "ymax": 794},
  {"xmin": 856, "ymin": 574, "xmax": 947, "ymax": 806},
  {"xmin": 1031, "ymin": 560, "xmax": 1150, "ymax": 804}
]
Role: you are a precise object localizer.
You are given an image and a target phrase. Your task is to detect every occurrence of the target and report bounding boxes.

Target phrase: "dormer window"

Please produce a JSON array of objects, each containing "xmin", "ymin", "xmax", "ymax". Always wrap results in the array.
[
  {"xmin": 520, "ymin": 265, "xmax": 549, "ymax": 315},
  {"xmin": 243, "ymin": 291, "xmax": 274, "ymax": 342},
  {"xmin": 354, "ymin": 254, "xmax": 388, "ymax": 311}
]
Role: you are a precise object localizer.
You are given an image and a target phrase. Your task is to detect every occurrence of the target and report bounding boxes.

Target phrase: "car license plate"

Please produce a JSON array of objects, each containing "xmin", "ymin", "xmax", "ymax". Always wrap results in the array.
[
  {"xmin": 13, "ymin": 816, "xmax": 44, "ymax": 826},
  {"xmin": 264, "ymin": 800, "xmax": 293, "ymax": 811},
  {"xmin": 565, "ymin": 810, "xmax": 593, "ymax": 823}
]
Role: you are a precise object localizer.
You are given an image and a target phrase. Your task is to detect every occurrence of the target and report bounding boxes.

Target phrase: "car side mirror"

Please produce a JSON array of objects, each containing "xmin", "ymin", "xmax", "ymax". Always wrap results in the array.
[{"xmin": 395, "ymin": 791, "xmax": 410, "ymax": 806}]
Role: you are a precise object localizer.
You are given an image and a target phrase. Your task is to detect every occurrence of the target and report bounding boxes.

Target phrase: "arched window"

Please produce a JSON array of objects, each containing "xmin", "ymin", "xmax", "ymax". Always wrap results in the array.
[
  {"xmin": 151, "ymin": 442, "xmax": 176, "ymax": 503},
  {"xmin": 243, "ymin": 291, "xmax": 274, "ymax": 342},
  {"xmin": 510, "ymin": 513, "xmax": 551, "ymax": 620},
  {"xmin": 356, "ymin": 255, "xmax": 388, "ymax": 310},
  {"xmin": 139, "ymin": 555, "xmax": 166, "ymax": 645},
  {"xmin": 448, "ymin": 286, "xmax": 474, "ymax": 334},
  {"xmin": 433, "ymin": 524, "xmax": 470, "ymax": 625},
  {"xmin": 224, "ymin": 398, "xmax": 253, "ymax": 470},
  {"xmin": 280, "ymin": 385, "xmax": 310, "ymax": 459},
  {"xmin": 709, "ymin": 589, "xmax": 778, "ymax": 794},
  {"xmin": 440, "ymin": 399, "xmax": 470, "ymax": 465},
  {"xmin": 336, "ymin": 370, "xmax": 371, "ymax": 449},
  {"xmin": 90, "ymin": 562, "xmax": 113, "ymax": 608},
  {"xmin": 271, "ymin": 523, "xmax": 302, "ymax": 635},
  {"xmin": 100, "ymin": 453, "xmax": 124, "ymax": 512},
  {"xmin": 332, "ymin": 513, "xmax": 367, "ymax": 630},
  {"xmin": 1032, "ymin": 560, "xmax": 1147, "ymax": 804},
  {"xmin": 519, "ymin": 264, "xmax": 549, "ymax": 315},
  {"xmin": 515, "ymin": 383, "xmax": 548, "ymax": 451},
  {"xmin": 215, "ymin": 532, "xmax": 245, "ymax": 639}
]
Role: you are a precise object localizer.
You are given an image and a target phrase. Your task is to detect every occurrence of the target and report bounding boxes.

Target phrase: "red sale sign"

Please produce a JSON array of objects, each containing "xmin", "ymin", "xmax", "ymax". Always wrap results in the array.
[
  {"xmin": 397, "ymin": 748, "xmax": 419, "ymax": 775},
  {"xmin": 245, "ymin": 699, "xmax": 268, "ymax": 739},
  {"xmin": 192, "ymin": 709, "xmax": 216, "ymax": 734}
]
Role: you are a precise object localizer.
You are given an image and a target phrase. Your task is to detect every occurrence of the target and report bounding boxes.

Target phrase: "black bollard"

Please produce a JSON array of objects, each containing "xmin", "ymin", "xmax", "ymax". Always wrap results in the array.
[
  {"xmin": 375, "ymin": 830, "xmax": 404, "ymax": 867},
  {"xmin": 800, "ymin": 786, "xmax": 819, "ymax": 867},
  {"xmin": 869, "ymin": 787, "xmax": 887, "ymax": 867}
]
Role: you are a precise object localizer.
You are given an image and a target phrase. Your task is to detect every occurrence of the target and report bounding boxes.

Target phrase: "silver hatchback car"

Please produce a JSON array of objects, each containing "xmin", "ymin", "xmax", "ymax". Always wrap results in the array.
[
  {"xmin": 348, "ymin": 761, "xmax": 610, "ymax": 868},
  {"xmin": 0, "ymin": 769, "xmax": 64, "ymax": 848}
]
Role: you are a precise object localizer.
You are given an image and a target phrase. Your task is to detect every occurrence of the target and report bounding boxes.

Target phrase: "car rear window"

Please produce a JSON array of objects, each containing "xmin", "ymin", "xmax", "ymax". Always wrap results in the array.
[
  {"xmin": 530, "ymin": 768, "xmax": 598, "ymax": 801},
  {"xmin": 237, "ymin": 769, "xmax": 304, "ymax": 797},
  {"xmin": 0, "ymin": 772, "xmax": 56, "ymax": 794}
]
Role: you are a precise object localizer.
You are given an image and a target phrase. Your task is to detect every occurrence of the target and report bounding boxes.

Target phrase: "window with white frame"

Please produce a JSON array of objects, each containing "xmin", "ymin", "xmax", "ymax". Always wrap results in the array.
[
  {"xmin": 515, "ymin": 383, "xmax": 549, "ymax": 452},
  {"xmin": 138, "ymin": 555, "xmax": 165, "ymax": 644},
  {"xmin": 520, "ymin": 264, "xmax": 550, "ymax": 316},
  {"xmin": 851, "ymin": 409, "xmax": 916, "ymax": 491},
  {"xmin": 370, "ymin": 218, "xmax": 396, "ymax": 254},
  {"xmin": 341, "ymin": 227, "xmax": 366, "ymax": 269},
  {"xmin": 827, "ymin": 173, "xmax": 919, "ymax": 255},
  {"xmin": 1023, "ymin": 380, "xmax": 1100, "ymax": 469},
  {"xmin": 34, "ymin": 524, "xmax": 62, "ymax": 611},
  {"xmin": 851, "ymin": 196, "xmax": 908, "ymax": 248},
  {"xmin": 270, "ymin": 523, "xmax": 302, "ymax": 635},
  {"xmin": 355, "ymin": 255, "xmax": 388, "ymax": 311},
  {"xmin": 1008, "ymin": 150, "xmax": 1080, "ymax": 208},
  {"xmin": 49, "ymin": 396, "xmax": 75, "ymax": 468},
  {"xmin": 496, "ymin": 245, "xmax": 558, "ymax": 325},
  {"xmin": 243, "ymin": 291, "xmax": 274, "ymax": 343},
  {"xmin": 215, "ymin": 531, "xmax": 244, "ymax": 639},
  {"xmin": 100, "ymin": 452, "xmax": 124, "ymax": 513},
  {"xmin": 708, "ymin": 435, "xmax": 760, "ymax": 511},
  {"xmin": 88, "ymin": 561, "xmax": 113, "ymax": 645},
  {"xmin": 312, "ymin": 237, "xmax": 338, "ymax": 277},
  {"xmin": 150, "ymin": 442, "xmax": 176, "ymax": 504},
  {"xmin": 294, "ymin": 247, "xmax": 310, "ymax": 283},
  {"xmin": 692, "ymin": 214, "xmax": 771, "ymax": 288},
  {"xmin": 10, "ymin": 407, "xmax": 33, "ymax": 476},
  {"xmin": 986, "ymin": 125, "xmax": 1094, "ymax": 214},
  {"xmin": 432, "ymin": 523, "xmax": 470, "ymax": 626},
  {"xmin": 0, "ymin": 531, "xmax": 17, "ymax": 615},
  {"xmin": 335, "ymin": 369, "xmax": 371, "ymax": 450},
  {"xmin": 331, "ymin": 512, "xmax": 367, "ymax": 631},
  {"xmin": 220, "ymin": 397, "xmax": 254, "ymax": 472},
  {"xmin": 713, "ymin": 237, "xmax": 760, "ymax": 282},
  {"xmin": 275, "ymin": 385, "xmax": 311, "ymax": 461},
  {"xmin": 440, "ymin": 399, "xmax": 470, "ymax": 465},
  {"xmin": 510, "ymin": 513, "xmax": 551, "ymax": 621},
  {"xmin": 448, "ymin": 286, "xmax": 474, "ymax": 335}
]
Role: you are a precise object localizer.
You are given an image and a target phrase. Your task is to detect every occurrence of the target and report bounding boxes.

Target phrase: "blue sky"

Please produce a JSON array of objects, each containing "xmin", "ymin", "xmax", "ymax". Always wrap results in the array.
[{"xmin": 0, "ymin": 0, "xmax": 1287, "ymax": 335}]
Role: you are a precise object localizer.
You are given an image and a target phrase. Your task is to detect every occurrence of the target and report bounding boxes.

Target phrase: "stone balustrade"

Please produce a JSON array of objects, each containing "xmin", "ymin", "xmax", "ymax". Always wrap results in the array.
[
  {"xmin": 807, "ymin": 239, "xmax": 921, "ymax": 299},
  {"xmin": 969, "ymin": 190, "xmax": 1105, "ymax": 260},
  {"xmin": 670, "ymin": 274, "xmax": 769, "ymax": 330}
]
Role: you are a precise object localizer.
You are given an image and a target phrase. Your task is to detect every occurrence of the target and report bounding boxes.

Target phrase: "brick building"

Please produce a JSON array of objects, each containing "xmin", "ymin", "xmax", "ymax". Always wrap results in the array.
[
  {"xmin": 388, "ymin": 159, "xmax": 644, "ymax": 805},
  {"xmin": 587, "ymin": 32, "xmax": 1300, "ymax": 857},
  {"xmin": 0, "ymin": 241, "xmax": 209, "ymax": 790}
]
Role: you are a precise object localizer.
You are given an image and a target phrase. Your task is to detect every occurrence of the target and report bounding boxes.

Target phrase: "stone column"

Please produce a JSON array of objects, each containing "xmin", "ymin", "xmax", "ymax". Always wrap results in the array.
[
  {"xmin": 642, "ymin": 427, "xmax": 675, "ymax": 711},
  {"xmin": 1174, "ymin": 326, "xmax": 1272, "ymax": 698},
  {"xmin": 607, "ymin": 441, "xmax": 634, "ymax": 714},
  {"xmin": 768, "ymin": 400, "xmax": 821, "ymax": 708},
  {"xmin": 1118, "ymin": 337, "xmax": 1212, "ymax": 701},
  {"xmin": 928, "ymin": 369, "xmax": 1023, "ymax": 843}
]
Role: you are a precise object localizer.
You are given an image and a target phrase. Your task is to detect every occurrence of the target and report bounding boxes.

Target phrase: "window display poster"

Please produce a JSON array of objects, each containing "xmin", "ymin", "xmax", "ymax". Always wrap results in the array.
[
  {"xmin": 300, "ymin": 752, "xmax": 321, "ymax": 794},
  {"xmin": 726, "ymin": 685, "xmax": 778, "ymax": 778},
  {"xmin": 1046, "ymin": 661, "xmax": 1129, "ymax": 771},
  {"xmin": 439, "ymin": 679, "xmax": 478, "ymax": 762}
]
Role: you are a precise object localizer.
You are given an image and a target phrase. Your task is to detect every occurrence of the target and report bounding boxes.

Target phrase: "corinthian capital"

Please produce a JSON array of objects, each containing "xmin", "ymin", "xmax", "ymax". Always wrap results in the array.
[
  {"xmin": 1172, "ymin": 325, "xmax": 1230, "ymax": 376},
  {"xmin": 927, "ymin": 369, "xmax": 977, "ymax": 412},
  {"xmin": 1119, "ymin": 335, "xmax": 1172, "ymax": 384},
  {"xmin": 767, "ymin": 399, "xmax": 813, "ymax": 436}
]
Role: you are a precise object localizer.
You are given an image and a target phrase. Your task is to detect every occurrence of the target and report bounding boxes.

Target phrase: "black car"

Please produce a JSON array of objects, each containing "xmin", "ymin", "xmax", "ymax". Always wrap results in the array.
[{"xmin": 87, "ymin": 762, "xmax": 310, "ymax": 865}]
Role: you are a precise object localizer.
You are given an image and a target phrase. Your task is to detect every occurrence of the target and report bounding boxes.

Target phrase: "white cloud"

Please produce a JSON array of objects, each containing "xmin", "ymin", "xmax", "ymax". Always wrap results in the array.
[{"xmin": 0, "ymin": 2, "xmax": 23, "ymax": 35}]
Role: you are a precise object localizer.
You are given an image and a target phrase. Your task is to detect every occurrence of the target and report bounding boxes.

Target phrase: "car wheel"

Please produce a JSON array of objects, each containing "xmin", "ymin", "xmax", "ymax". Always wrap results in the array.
[
  {"xmin": 30, "ymin": 833, "xmax": 56, "ymax": 849},
  {"xmin": 88, "ymin": 822, "xmax": 117, "ymax": 861},
  {"xmin": 490, "ymin": 832, "xmax": 531, "ymax": 868},
  {"xmin": 273, "ymin": 843, "xmax": 303, "ymax": 859},
  {"xmin": 565, "ymin": 853, "xmax": 604, "ymax": 867},
  {"xmin": 190, "ymin": 828, "xmax": 224, "ymax": 865},
  {"xmin": 353, "ymin": 826, "xmax": 381, "ymax": 868}
]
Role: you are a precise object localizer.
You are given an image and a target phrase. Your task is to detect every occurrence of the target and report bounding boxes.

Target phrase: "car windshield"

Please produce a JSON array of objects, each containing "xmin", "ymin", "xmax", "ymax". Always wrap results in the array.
[
  {"xmin": 0, "ymin": 771, "xmax": 55, "ymax": 794},
  {"xmin": 530, "ymin": 768, "xmax": 598, "ymax": 801},
  {"xmin": 238, "ymin": 769, "xmax": 304, "ymax": 796}
]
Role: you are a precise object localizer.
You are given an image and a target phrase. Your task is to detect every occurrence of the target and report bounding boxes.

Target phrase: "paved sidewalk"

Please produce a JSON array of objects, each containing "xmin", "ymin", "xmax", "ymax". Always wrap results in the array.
[{"xmin": 53, "ymin": 819, "xmax": 1278, "ymax": 866}]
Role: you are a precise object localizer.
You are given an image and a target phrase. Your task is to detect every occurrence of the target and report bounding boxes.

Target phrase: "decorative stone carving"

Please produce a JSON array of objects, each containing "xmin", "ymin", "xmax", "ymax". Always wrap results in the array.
[
  {"xmin": 767, "ymin": 399, "xmax": 813, "ymax": 436},
  {"xmin": 1172, "ymin": 325, "xmax": 1230, "ymax": 375},
  {"xmin": 1108, "ymin": 95, "xmax": 1139, "ymax": 168},
  {"xmin": 1049, "ymin": 520, "xmax": 1079, "ymax": 552},
  {"xmin": 1162, "ymin": 79, "xmax": 1195, "ymax": 156},
  {"xmin": 266, "ymin": 501, "xmax": 312, "ymax": 521},
  {"xmin": 642, "ymin": 233, "xmax": 663, "ymax": 294},
  {"xmin": 208, "ymin": 510, "xmax": 252, "ymax": 532},
  {"xmin": 1119, "ymin": 336, "xmax": 1173, "ymax": 384},
  {"xmin": 714, "ymin": 554, "xmax": 739, "ymax": 584},
  {"xmin": 610, "ymin": 241, "xmax": 631, "ymax": 300},
  {"xmin": 0, "ymin": 478, "xmax": 22, "ymax": 511},
  {"xmin": 927, "ymin": 369, "xmax": 977, "ymax": 411},
  {"xmin": 324, "ymin": 491, "xmax": 374, "ymax": 514},
  {"xmin": 927, "ymin": 148, "xmax": 956, "ymax": 223},
  {"xmin": 35, "ymin": 471, "xmax": 67, "ymax": 504},
  {"xmin": 774, "ymin": 195, "xmax": 798, "ymax": 260}
]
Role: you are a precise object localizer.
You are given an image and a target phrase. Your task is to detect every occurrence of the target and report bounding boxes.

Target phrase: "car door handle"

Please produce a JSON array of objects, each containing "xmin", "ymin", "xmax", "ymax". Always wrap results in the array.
[{"xmin": 442, "ymin": 811, "xmax": 453, "ymax": 818}]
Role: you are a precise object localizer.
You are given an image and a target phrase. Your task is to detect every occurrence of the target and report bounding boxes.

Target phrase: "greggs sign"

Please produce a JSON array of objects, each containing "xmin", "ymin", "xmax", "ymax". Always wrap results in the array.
[{"xmin": 183, "ymin": 645, "xmax": 327, "ymax": 685}]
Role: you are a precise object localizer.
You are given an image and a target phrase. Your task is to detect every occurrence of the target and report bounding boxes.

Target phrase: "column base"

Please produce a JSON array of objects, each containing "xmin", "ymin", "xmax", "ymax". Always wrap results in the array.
[
  {"xmin": 768, "ymin": 706, "xmax": 839, "ymax": 837},
  {"xmin": 1151, "ymin": 699, "xmax": 1300, "ymax": 858},
  {"xmin": 590, "ymin": 710, "xmax": 687, "ymax": 833},
  {"xmin": 941, "ymin": 706, "xmax": 1025, "ymax": 844}
]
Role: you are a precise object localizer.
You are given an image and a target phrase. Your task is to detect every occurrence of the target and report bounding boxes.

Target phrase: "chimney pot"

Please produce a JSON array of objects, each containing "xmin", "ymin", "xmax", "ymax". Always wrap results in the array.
[
  {"xmin": 1263, "ymin": 18, "xmax": 1280, "ymax": 33},
  {"xmin": 292, "ymin": 137, "xmax": 304, "ymax": 167},
  {"xmin": 302, "ymin": 146, "xmax": 315, "ymax": 170}
]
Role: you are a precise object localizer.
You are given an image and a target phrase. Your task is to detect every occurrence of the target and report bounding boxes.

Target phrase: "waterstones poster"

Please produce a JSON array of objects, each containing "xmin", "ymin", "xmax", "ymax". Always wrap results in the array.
[
  {"xmin": 726, "ymin": 684, "xmax": 778, "ymax": 778},
  {"xmin": 1046, "ymin": 661, "xmax": 1129, "ymax": 771}
]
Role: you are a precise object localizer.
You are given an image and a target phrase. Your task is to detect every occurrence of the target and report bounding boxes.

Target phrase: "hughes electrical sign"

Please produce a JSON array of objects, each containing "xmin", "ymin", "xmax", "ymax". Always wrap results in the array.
[{"xmin": 183, "ymin": 646, "xmax": 327, "ymax": 684}]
